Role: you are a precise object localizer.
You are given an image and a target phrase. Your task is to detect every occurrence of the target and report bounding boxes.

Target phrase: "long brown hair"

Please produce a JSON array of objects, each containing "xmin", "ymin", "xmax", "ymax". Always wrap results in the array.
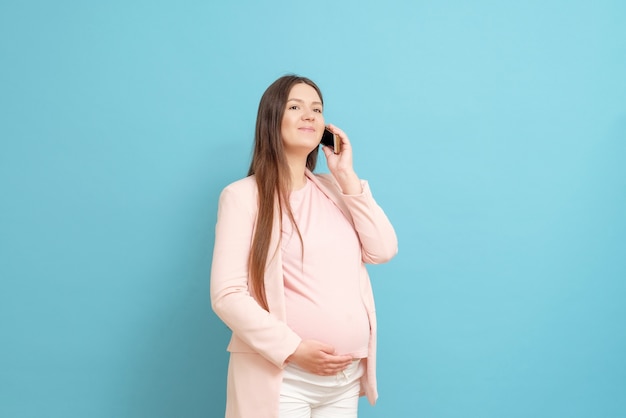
[{"xmin": 247, "ymin": 75, "xmax": 323, "ymax": 310}]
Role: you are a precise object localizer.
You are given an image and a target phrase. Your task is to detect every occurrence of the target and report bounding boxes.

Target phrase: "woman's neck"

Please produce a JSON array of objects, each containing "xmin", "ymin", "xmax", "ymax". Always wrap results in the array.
[{"xmin": 286, "ymin": 156, "xmax": 308, "ymax": 190}]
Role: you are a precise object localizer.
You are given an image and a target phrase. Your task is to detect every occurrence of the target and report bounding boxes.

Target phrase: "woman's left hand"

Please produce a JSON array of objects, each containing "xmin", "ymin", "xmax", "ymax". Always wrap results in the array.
[{"xmin": 322, "ymin": 124, "xmax": 363, "ymax": 195}]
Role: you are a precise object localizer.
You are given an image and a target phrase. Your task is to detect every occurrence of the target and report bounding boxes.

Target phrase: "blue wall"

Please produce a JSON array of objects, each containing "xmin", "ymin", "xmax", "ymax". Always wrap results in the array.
[{"xmin": 1, "ymin": 1, "xmax": 624, "ymax": 417}]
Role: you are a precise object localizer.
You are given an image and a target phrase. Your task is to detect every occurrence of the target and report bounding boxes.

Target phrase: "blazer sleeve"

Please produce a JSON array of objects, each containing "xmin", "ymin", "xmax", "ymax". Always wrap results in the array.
[
  {"xmin": 340, "ymin": 180, "xmax": 398, "ymax": 264},
  {"xmin": 210, "ymin": 184, "xmax": 301, "ymax": 368}
]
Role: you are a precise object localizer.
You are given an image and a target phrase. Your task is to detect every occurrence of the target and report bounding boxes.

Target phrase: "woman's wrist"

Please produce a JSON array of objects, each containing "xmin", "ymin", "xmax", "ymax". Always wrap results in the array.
[{"xmin": 334, "ymin": 170, "xmax": 362, "ymax": 195}]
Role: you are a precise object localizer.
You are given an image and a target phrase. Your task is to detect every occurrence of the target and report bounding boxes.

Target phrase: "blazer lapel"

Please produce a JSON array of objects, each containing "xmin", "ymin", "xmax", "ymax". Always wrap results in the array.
[{"xmin": 305, "ymin": 169, "xmax": 354, "ymax": 225}]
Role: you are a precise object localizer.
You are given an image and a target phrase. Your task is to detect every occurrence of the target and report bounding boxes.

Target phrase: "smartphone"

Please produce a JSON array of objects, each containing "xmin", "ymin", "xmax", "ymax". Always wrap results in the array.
[{"xmin": 320, "ymin": 128, "xmax": 341, "ymax": 154}]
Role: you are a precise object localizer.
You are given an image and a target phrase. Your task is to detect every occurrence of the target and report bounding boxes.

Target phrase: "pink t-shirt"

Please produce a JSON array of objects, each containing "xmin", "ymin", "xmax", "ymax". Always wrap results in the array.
[{"xmin": 281, "ymin": 178, "xmax": 369, "ymax": 358}]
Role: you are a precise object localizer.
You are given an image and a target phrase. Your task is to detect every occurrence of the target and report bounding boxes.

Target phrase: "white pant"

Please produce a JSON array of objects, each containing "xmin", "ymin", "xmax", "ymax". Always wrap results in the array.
[{"xmin": 279, "ymin": 359, "xmax": 364, "ymax": 418}]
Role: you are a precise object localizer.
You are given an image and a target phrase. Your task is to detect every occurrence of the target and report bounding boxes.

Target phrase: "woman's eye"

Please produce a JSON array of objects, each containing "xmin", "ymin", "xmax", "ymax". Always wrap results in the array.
[
  {"xmin": 289, "ymin": 105, "xmax": 299, "ymax": 110},
  {"xmin": 313, "ymin": 108, "xmax": 323, "ymax": 113}
]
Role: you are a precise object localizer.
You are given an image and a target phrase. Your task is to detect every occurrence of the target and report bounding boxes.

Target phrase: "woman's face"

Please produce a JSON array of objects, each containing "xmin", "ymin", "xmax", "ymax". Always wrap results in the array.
[{"xmin": 281, "ymin": 83, "xmax": 325, "ymax": 158}]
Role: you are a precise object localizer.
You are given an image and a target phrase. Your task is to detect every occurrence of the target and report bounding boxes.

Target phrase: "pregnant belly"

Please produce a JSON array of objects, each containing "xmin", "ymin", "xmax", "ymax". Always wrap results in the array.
[{"xmin": 286, "ymin": 302, "xmax": 370, "ymax": 358}]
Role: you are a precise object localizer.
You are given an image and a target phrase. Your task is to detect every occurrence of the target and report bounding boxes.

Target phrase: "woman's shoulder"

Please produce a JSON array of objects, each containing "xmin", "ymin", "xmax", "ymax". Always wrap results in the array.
[
  {"xmin": 219, "ymin": 175, "xmax": 258, "ymax": 201},
  {"xmin": 214, "ymin": 176, "xmax": 258, "ymax": 220},
  {"xmin": 222, "ymin": 175, "xmax": 256, "ymax": 191}
]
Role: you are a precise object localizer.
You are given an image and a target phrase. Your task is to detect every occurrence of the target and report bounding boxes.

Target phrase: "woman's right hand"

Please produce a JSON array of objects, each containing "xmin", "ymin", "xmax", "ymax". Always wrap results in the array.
[{"xmin": 286, "ymin": 339, "xmax": 353, "ymax": 376}]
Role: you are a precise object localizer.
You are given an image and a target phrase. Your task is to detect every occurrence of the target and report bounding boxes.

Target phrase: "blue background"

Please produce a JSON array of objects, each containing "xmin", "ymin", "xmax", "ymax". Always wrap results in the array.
[{"xmin": 1, "ymin": 1, "xmax": 625, "ymax": 417}]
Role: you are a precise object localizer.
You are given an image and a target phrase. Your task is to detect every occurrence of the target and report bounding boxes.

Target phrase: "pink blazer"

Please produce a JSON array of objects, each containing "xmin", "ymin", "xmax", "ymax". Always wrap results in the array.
[{"xmin": 210, "ymin": 170, "xmax": 398, "ymax": 418}]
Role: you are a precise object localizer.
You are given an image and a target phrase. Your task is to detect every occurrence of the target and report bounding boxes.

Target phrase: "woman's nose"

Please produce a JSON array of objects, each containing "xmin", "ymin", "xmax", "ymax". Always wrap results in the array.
[{"xmin": 302, "ymin": 108, "xmax": 315, "ymax": 120}]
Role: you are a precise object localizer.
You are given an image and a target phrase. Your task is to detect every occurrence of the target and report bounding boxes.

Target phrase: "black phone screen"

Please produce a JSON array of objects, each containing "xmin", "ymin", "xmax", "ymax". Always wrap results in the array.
[{"xmin": 321, "ymin": 129, "xmax": 335, "ymax": 148}]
